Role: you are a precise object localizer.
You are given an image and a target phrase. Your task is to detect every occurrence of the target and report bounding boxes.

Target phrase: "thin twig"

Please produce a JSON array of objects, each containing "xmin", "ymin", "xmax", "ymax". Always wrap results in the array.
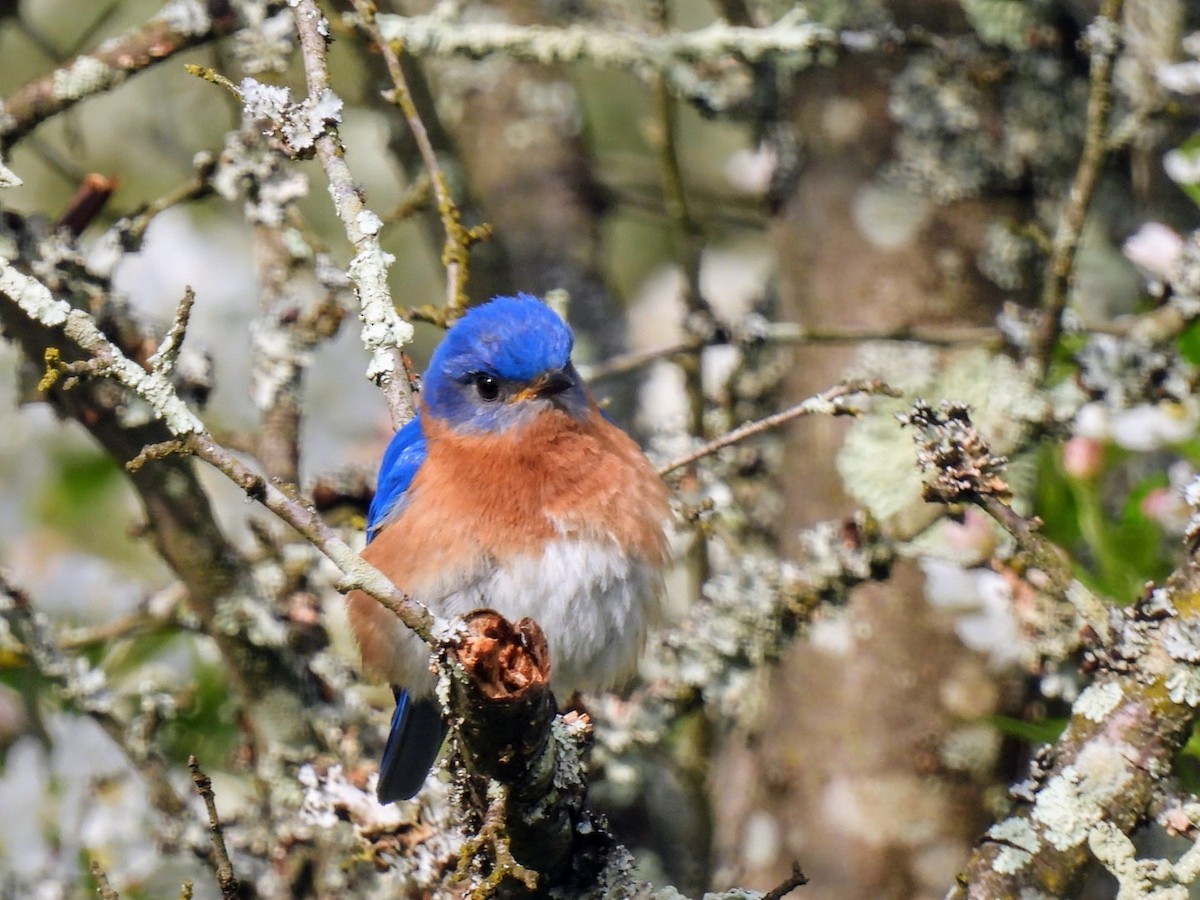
[
  {"xmin": 126, "ymin": 439, "xmax": 190, "ymax": 472},
  {"xmin": 764, "ymin": 861, "xmax": 809, "ymax": 899},
  {"xmin": 1031, "ymin": 0, "xmax": 1124, "ymax": 374},
  {"xmin": 58, "ymin": 607, "xmax": 181, "ymax": 650},
  {"xmin": 974, "ymin": 492, "xmax": 1111, "ymax": 641},
  {"xmin": 189, "ymin": 756, "xmax": 241, "ymax": 900},
  {"xmin": 580, "ymin": 322, "xmax": 1000, "ymax": 382},
  {"xmin": 90, "ymin": 859, "xmax": 121, "ymax": 900},
  {"xmin": 147, "ymin": 287, "xmax": 196, "ymax": 377},
  {"xmin": 900, "ymin": 401, "xmax": 1112, "ymax": 640},
  {"xmin": 657, "ymin": 379, "xmax": 898, "ymax": 476},
  {"xmin": 0, "ymin": 569, "xmax": 190, "ymax": 817},
  {"xmin": 580, "ymin": 339, "xmax": 696, "ymax": 382},
  {"xmin": 65, "ymin": 2, "xmax": 124, "ymax": 54},
  {"xmin": 0, "ymin": 0, "xmax": 240, "ymax": 149},
  {"xmin": 291, "ymin": 0, "xmax": 416, "ymax": 429},
  {"xmin": 56, "ymin": 173, "xmax": 117, "ymax": 236},
  {"xmin": 387, "ymin": 169, "xmax": 433, "ymax": 224},
  {"xmin": 351, "ymin": 1, "xmax": 490, "ymax": 322},
  {"xmin": 115, "ymin": 155, "xmax": 217, "ymax": 246},
  {"xmin": 0, "ymin": 259, "xmax": 434, "ymax": 642}
]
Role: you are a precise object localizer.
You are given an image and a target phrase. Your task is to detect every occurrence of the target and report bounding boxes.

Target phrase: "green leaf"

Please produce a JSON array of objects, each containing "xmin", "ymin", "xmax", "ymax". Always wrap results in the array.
[
  {"xmin": 1171, "ymin": 133, "xmax": 1200, "ymax": 209},
  {"xmin": 1178, "ymin": 320, "xmax": 1200, "ymax": 366},
  {"xmin": 1034, "ymin": 444, "xmax": 1174, "ymax": 604},
  {"xmin": 989, "ymin": 714, "xmax": 1067, "ymax": 746}
]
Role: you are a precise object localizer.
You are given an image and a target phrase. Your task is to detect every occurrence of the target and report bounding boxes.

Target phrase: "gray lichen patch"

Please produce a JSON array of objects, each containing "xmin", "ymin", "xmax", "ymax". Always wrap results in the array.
[
  {"xmin": 157, "ymin": 0, "xmax": 213, "ymax": 35},
  {"xmin": 985, "ymin": 816, "xmax": 1039, "ymax": 873},
  {"xmin": 1166, "ymin": 666, "xmax": 1200, "ymax": 707},
  {"xmin": 1163, "ymin": 617, "xmax": 1200, "ymax": 664},
  {"xmin": 1031, "ymin": 741, "xmax": 1134, "ymax": 852},
  {"xmin": 52, "ymin": 57, "xmax": 114, "ymax": 102},
  {"xmin": 1074, "ymin": 680, "xmax": 1124, "ymax": 723}
]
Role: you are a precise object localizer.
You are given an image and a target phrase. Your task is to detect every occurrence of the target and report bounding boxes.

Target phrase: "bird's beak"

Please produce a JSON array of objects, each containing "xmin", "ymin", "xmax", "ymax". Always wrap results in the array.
[{"xmin": 513, "ymin": 369, "xmax": 575, "ymax": 402}]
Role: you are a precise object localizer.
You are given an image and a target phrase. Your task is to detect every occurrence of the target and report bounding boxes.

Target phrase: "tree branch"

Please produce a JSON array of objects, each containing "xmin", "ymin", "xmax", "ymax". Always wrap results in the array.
[
  {"xmin": 1030, "ymin": 0, "xmax": 1125, "ymax": 373},
  {"xmin": 580, "ymin": 322, "xmax": 1000, "ymax": 383},
  {"xmin": 351, "ymin": 1, "xmax": 490, "ymax": 321},
  {"xmin": 0, "ymin": 0, "xmax": 244, "ymax": 150},
  {"xmin": 290, "ymin": 0, "xmax": 416, "ymax": 429},
  {"xmin": 658, "ymin": 378, "xmax": 899, "ymax": 477},
  {"xmin": 0, "ymin": 569, "xmax": 190, "ymax": 819},
  {"xmin": 371, "ymin": 11, "xmax": 848, "ymax": 102},
  {"xmin": 0, "ymin": 258, "xmax": 435, "ymax": 643},
  {"xmin": 948, "ymin": 556, "xmax": 1200, "ymax": 896},
  {"xmin": 189, "ymin": 756, "xmax": 242, "ymax": 900},
  {"xmin": 897, "ymin": 401, "xmax": 1200, "ymax": 895}
]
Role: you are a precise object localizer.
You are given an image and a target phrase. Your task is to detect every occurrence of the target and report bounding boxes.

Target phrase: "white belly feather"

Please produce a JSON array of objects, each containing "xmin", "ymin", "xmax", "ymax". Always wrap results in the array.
[{"xmin": 388, "ymin": 537, "xmax": 661, "ymax": 698}]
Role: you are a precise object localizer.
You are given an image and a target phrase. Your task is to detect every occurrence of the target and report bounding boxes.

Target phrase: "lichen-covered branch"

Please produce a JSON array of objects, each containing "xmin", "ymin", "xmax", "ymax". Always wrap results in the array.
[
  {"xmin": 949, "ymin": 558, "xmax": 1200, "ymax": 896},
  {"xmin": 0, "ymin": 0, "xmax": 244, "ymax": 150},
  {"xmin": 0, "ymin": 251, "xmax": 243, "ymax": 633},
  {"xmin": 897, "ymin": 402, "xmax": 1200, "ymax": 895},
  {"xmin": 289, "ymin": 0, "xmax": 416, "ymax": 428},
  {"xmin": 372, "ymin": 11, "xmax": 846, "ymax": 100},
  {"xmin": 0, "ymin": 257, "xmax": 434, "ymax": 643},
  {"xmin": 0, "ymin": 259, "xmax": 205, "ymax": 434}
]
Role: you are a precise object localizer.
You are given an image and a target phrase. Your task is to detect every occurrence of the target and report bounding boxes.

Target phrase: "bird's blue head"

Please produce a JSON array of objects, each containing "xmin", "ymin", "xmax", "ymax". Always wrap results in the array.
[{"xmin": 422, "ymin": 293, "xmax": 590, "ymax": 433}]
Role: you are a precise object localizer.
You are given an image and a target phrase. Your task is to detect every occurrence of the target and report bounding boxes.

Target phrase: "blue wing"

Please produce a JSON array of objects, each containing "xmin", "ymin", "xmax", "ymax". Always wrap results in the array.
[
  {"xmin": 367, "ymin": 414, "xmax": 447, "ymax": 801},
  {"xmin": 367, "ymin": 414, "xmax": 427, "ymax": 543}
]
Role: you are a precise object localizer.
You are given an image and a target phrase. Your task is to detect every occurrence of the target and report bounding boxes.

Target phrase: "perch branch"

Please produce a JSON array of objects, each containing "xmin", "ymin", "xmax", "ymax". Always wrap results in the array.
[{"xmin": 444, "ymin": 611, "xmax": 585, "ymax": 894}]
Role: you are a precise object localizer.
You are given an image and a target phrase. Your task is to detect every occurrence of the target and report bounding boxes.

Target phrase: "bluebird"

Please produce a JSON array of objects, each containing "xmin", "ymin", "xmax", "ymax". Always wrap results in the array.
[{"xmin": 347, "ymin": 294, "xmax": 670, "ymax": 802}]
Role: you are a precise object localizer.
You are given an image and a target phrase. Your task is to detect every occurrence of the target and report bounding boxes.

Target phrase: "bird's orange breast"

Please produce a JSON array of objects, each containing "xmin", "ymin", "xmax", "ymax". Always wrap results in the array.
[{"xmin": 346, "ymin": 403, "xmax": 669, "ymax": 684}]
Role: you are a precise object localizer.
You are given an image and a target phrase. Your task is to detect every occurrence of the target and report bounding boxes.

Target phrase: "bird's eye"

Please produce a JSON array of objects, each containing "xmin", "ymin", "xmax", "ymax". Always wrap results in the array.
[{"xmin": 472, "ymin": 373, "xmax": 500, "ymax": 402}]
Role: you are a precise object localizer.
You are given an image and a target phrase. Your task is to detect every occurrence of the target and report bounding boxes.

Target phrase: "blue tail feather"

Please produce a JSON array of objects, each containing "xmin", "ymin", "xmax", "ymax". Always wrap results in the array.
[{"xmin": 376, "ymin": 689, "xmax": 447, "ymax": 803}]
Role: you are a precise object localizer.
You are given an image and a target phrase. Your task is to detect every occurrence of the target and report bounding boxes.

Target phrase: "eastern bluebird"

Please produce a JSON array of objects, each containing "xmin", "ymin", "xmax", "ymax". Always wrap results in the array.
[{"xmin": 347, "ymin": 294, "xmax": 670, "ymax": 802}]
